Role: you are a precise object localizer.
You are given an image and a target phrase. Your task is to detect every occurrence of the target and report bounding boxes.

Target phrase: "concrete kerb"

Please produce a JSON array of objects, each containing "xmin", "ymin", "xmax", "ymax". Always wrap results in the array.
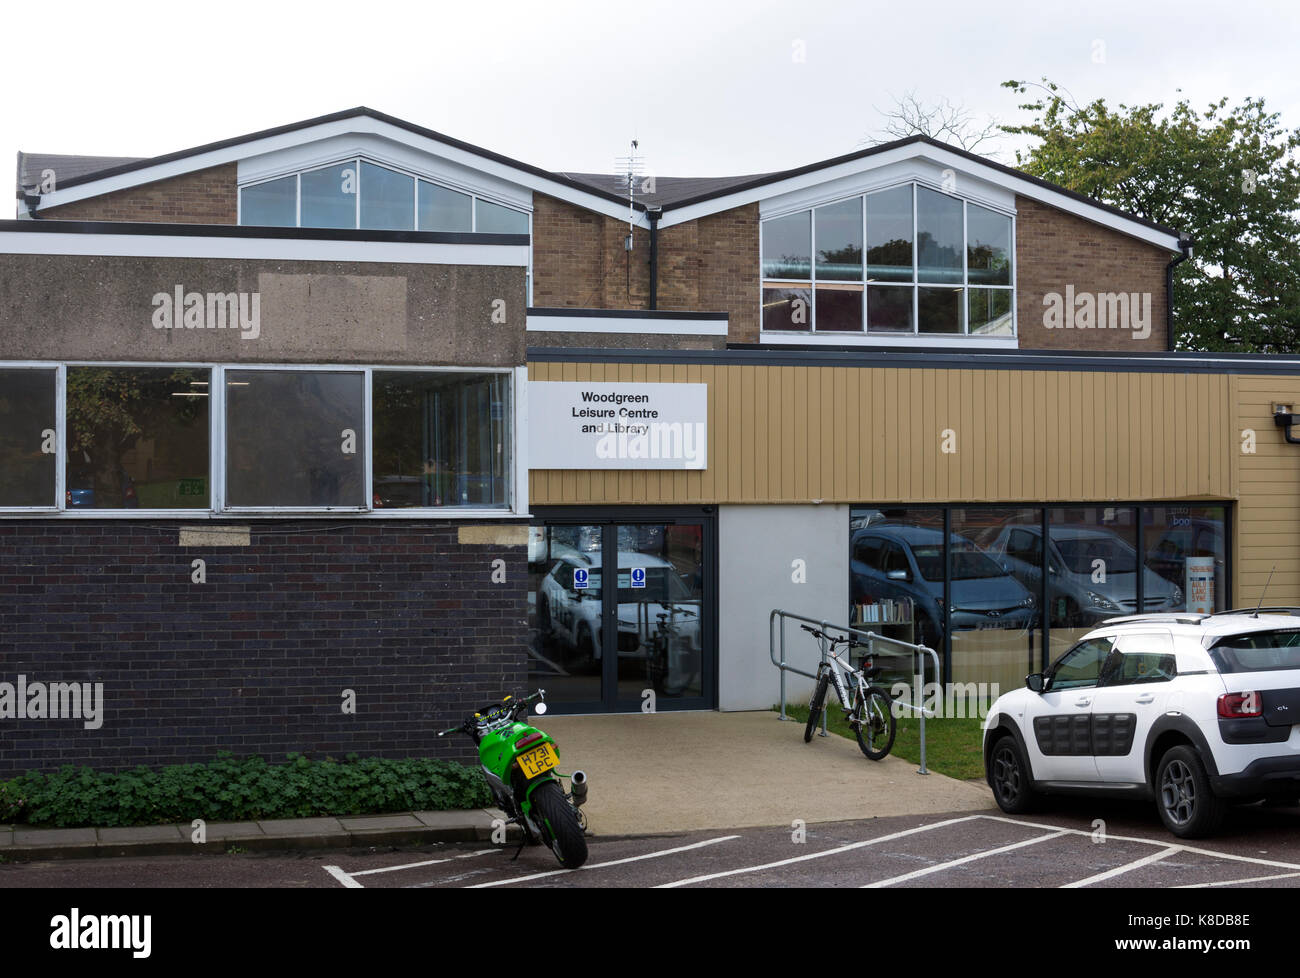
[{"xmin": 0, "ymin": 808, "xmax": 511, "ymax": 861}]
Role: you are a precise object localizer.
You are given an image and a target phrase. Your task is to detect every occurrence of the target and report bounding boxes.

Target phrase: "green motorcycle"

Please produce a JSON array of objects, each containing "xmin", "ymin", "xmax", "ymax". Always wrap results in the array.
[{"xmin": 439, "ymin": 689, "xmax": 589, "ymax": 869}]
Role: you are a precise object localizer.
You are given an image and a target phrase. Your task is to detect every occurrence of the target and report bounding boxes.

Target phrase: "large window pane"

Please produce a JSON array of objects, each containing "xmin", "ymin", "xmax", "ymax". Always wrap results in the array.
[
  {"xmin": 418, "ymin": 180, "xmax": 472, "ymax": 231},
  {"xmin": 0, "ymin": 368, "xmax": 57, "ymax": 506},
  {"xmin": 918, "ymin": 286, "xmax": 963, "ymax": 334},
  {"xmin": 1145, "ymin": 506, "xmax": 1226, "ymax": 613},
  {"xmin": 865, "ymin": 185, "xmax": 913, "ymax": 282},
  {"xmin": 951, "ymin": 508, "xmax": 1042, "ymax": 696},
  {"xmin": 815, "ymin": 198, "xmax": 863, "ymax": 281},
  {"xmin": 300, "ymin": 162, "xmax": 357, "ymax": 229},
  {"xmin": 815, "ymin": 286, "xmax": 863, "ymax": 332},
  {"xmin": 240, "ymin": 175, "xmax": 296, "ymax": 227},
  {"xmin": 916, "ymin": 186, "xmax": 963, "ymax": 284},
  {"xmin": 762, "ymin": 212, "xmax": 811, "ymax": 279},
  {"xmin": 968, "ymin": 288, "xmax": 1014, "ymax": 335},
  {"xmin": 372, "ymin": 371, "xmax": 510, "ymax": 508},
  {"xmin": 225, "ymin": 371, "xmax": 364, "ymax": 507},
  {"xmin": 475, "ymin": 199, "xmax": 529, "ymax": 234},
  {"xmin": 967, "ymin": 203, "xmax": 1012, "ymax": 285},
  {"xmin": 360, "ymin": 162, "xmax": 414, "ymax": 230},
  {"xmin": 866, "ymin": 285, "xmax": 913, "ymax": 332},
  {"xmin": 66, "ymin": 367, "xmax": 210, "ymax": 509},
  {"xmin": 762, "ymin": 286, "xmax": 811, "ymax": 331}
]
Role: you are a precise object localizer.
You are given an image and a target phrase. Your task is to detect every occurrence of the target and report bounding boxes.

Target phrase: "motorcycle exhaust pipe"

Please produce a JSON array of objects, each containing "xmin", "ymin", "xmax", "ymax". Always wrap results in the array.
[{"xmin": 570, "ymin": 770, "xmax": 588, "ymax": 808}]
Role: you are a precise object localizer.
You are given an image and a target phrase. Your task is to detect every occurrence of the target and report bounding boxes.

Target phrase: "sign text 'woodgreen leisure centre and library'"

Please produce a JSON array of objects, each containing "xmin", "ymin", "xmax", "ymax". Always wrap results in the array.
[{"xmin": 528, "ymin": 381, "xmax": 708, "ymax": 470}]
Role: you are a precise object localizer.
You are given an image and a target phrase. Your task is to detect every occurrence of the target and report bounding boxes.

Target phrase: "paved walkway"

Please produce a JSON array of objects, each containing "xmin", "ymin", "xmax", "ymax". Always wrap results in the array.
[{"xmin": 541, "ymin": 710, "xmax": 993, "ymax": 836}]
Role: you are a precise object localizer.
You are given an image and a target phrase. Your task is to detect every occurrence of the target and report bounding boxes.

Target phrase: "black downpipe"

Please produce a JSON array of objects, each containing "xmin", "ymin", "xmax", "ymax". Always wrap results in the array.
[
  {"xmin": 1165, "ymin": 234, "xmax": 1193, "ymax": 351},
  {"xmin": 647, "ymin": 206, "xmax": 661, "ymax": 310}
]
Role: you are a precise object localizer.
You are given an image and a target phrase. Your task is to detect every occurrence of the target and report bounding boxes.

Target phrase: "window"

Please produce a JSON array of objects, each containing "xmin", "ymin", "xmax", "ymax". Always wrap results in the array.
[
  {"xmin": 1102, "ymin": 634, "xmax": 1177, "ymax": 686},
  {"xmin": 240, "ymin": 158, "xmax": 528, "ymax": 234},
  {"xmin": 1049, "ymin": 638, "xmax": 1113, "ymax": 691},
  {"xmin": 66, "ymin": 366, "xmax": 210, "ymax": 509},
  {"xmin": 372, "ymin": 371, "xmax": 510, "ymax": 509},
  {"xmin": 0, "ymin": 368, "xmax": 57, "ymax": 507},
  {"xmin": 761, "ymin": 181, "xmax": 1014, "ymax": 336},
  {"xmin": 225, "ymin": 370, "xmax": 365, "ymax": 508}
]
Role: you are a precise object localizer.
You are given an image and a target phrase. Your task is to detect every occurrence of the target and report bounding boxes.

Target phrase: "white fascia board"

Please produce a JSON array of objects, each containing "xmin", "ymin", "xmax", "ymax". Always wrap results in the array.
[
  {"xmin": 35, "ymin": 116, "xmax": 642, "ymax": 226},
  {"xmin": 526, "ymin": 313, "xmax": 728, "ymax": 336},
  {"xmin": 0, "ymin": 229, "xmax": 530, "ymax": 266},
  {"xmin": 659, "ymin": 143, "xmax": 1182, "ymax": 252}
]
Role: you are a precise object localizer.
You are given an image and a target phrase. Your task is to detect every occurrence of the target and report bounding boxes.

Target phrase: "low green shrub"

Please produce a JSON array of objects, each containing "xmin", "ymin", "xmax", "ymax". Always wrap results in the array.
[{"xmin": 0, "ymin": 752, "xmax": 492, "ymax": 828}]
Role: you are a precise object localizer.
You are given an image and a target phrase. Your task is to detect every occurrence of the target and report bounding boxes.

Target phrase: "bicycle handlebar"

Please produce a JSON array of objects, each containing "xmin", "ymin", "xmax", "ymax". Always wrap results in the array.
[{"xmin": 800, "ymin": 623, "xmax": 866, "ymax": 649}]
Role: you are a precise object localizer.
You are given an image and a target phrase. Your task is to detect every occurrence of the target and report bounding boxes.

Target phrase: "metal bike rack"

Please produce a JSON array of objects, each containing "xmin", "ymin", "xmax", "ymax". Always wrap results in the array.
[{"xmin": 769, "ymin": 608, "xmax": 942, "ymax": 775}]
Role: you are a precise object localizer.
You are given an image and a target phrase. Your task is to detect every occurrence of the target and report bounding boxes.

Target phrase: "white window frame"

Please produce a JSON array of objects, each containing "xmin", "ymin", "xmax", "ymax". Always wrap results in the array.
[
  {"xmin": 0, "ymin": 360, "xmax": 524, "ymax": 520},
  {"xmin": 759, "ymin": 179, "xmax": 1016, "ymax": 343}
]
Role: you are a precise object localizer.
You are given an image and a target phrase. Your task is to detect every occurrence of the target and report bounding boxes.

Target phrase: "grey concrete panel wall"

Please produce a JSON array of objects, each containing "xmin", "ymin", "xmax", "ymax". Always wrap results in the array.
[
  {"xmin": 0, "ymin": 255, "xmax": 526, "ymax": 366},
  {"xmin": 717, "ymin": 504, "xmax": 848, "ymax": 711}
]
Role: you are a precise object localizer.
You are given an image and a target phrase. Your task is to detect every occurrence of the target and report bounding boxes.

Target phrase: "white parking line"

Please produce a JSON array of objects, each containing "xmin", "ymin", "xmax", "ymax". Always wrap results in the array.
[
  {"xmin": 469, "ymin": 835, "xmax": 741, "ymax": 888},
  {"xmin": 349, "ymin": 849, "xmax": 498, "ymax": 877},
  {"xmin": 863, "ymin": 830, "xmax": 1070, "ymax": 888},
  {"xmin": 1178, "ymin": 870, "xmax": 1300, "ymax": 888},
  {"xmin": 1062, "ymin": 846, "xmax": 1183, "ymax": 888},
  {"xmin": 980, "ymin": 815, "xmax": 1300, "ymax": 872},
  {"xmin": 655, "ymin": 815, "xmax": 982, "ymax": 888},
  {"xmin": 322, "ymin": 865, "xmax": 362, "ymax": 889}
]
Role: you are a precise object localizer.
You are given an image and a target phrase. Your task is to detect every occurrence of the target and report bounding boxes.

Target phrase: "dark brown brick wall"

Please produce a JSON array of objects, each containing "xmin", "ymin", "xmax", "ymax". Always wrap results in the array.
[
  {"xmin": 0, "ymin": 520, "xmax": 526, "ymax": 775},
  {"xmin": 531, "ymin": 194, "xmax": 759, "ymax": 342},
  {"xmin": 1016, "ymin": 195, "xmax": 1173, "ymax": 351},
  {"xmin": 38, "ymin": 164, "xmax": 238, "ymax": 224}
]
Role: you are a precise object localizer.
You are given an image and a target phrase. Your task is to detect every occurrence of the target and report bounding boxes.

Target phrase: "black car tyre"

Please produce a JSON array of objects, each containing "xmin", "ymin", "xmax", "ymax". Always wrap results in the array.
[
  {"xmin": 853, "ymin": 687, "xmax": 897, "ymax": 760},
  {"xmin": 530, "ymin": 779, "xmax": 588, "ymax": 869},
  {"xmin": 989, "ymin": 734, "xmax": 1036, "ymax": 814},
  {"xmin": 1155, "ymin": 745, "xmax": 1226, "ymax": 839},
  {"xmin": 805, "ymin": 670, "xmax": 830, "ymax": 743}
]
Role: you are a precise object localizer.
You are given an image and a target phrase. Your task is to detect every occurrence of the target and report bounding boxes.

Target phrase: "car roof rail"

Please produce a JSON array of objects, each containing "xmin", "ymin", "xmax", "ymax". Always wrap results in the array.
[
  {"xmin": 1098, "ymin": 613, "xmax": 1210, "ymax": 625},
  {"xmin": 1213, "ymin": 607, "xmax": 1300, "ymax": 618}
]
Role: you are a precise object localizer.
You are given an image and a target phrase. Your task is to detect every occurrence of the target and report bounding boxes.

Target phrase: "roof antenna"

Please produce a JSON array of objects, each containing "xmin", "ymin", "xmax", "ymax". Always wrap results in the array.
[
  {"xmin": 614, "ymin": 139, "xmax": 644, "ymax": 252},
  {"xmin": 1253, "ymin": 565, "xmax": 1276, "ymax": 618}
]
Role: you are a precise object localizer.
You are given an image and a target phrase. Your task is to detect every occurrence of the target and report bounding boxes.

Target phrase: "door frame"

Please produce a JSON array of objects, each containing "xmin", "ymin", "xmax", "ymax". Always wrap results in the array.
[{"xmin": 530, "ymin": 505, "xmax": 718, "ymax": 713}]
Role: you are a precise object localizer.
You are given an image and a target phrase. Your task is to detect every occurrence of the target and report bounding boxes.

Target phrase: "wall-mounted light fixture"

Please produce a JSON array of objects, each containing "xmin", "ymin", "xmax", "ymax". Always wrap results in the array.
[{"xmin": 1272, "ymin": 404, "xmax": 1300, "ymax": 444}]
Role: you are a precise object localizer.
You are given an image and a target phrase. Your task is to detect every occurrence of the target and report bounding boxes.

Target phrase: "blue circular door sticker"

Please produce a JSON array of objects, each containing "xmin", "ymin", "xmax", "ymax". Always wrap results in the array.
[
  {"xmin": 630, "ymin": 567, "xmax": 647, "ymax": 588},
  {"xmin": 573, "ymin": 568, "xmax": 589, "ymax": 589}
]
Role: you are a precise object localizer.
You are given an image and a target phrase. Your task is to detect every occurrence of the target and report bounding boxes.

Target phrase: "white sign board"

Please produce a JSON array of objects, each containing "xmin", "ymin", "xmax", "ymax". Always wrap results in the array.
[
  {"xmin": 528, "ymin": 381, "xmax": 708, "ymax": 470},
  {"xmin": 1186, "ymin": 556, "xmax": 1215, "ymax": 614}
]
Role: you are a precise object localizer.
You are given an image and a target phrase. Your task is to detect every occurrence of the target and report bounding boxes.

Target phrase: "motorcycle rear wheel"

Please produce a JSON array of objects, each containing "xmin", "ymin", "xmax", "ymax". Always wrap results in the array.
[{"xmin": 530, "ymin": 780, "xmax": 588, "ymax": 869}]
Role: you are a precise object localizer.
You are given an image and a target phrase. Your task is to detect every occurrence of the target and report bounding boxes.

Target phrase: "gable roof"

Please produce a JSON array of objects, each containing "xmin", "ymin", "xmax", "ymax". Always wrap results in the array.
[{"xmin": 16, "ymin": 106, "xmax": 1186, "ymax": 251}]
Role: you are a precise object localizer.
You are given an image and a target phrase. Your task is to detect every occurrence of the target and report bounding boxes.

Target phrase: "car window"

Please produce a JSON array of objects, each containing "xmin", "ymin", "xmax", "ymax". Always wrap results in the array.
[
  {"xmin": 1008, "ymin": 529, "xmax": 1039, "ymax": 565},
  {"xmin": 1210, "ymin": 629, "xmax": 1300, "ymax": 673},
  {"xmin": 853, "ymin": 536, "xmax": 884, "ymax": 568},
  {"xmin": 1048, "ymin": 637, "xmax": 1113, "ymax": 691}
]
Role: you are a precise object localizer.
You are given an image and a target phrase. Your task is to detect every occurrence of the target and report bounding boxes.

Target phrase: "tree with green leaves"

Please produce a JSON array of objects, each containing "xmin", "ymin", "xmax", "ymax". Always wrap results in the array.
[{"xmin": 1001, "ymin": 78, "xmax": 1300, "ymax": 352}]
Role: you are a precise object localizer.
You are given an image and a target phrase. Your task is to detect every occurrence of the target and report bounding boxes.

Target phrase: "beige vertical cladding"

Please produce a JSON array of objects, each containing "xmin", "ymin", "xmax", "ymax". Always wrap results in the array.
[
  {"xmin": 38, "ymin": 163, "xmax": 239, "ymax": 224},
  {"xmin": 1015, "ymin": 195, "xmax": 1175, "ymax": 352},
  {"xmin": 531, "ymin": 193, "xmax": 760, "ymax": 342}
]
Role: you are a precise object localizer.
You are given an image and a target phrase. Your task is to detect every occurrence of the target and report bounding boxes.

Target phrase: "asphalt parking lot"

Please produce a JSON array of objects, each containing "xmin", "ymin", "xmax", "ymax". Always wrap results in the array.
[{"xmin": 318, "ymin": 802, "xmax": 1300, "ymax": 889}]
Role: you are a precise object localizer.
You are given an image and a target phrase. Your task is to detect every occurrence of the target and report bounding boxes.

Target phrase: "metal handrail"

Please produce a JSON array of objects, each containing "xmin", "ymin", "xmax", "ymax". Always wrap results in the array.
[{"xmin": 769, "ymin": 608, "xmax": 942, "ymax": 775}]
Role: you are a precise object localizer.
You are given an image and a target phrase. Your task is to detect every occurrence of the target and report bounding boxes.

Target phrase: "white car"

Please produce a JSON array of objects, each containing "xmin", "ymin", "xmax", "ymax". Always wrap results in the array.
[{"xmin": 983, "ymin": 609, "xmax": 1300, "ymax": 837}]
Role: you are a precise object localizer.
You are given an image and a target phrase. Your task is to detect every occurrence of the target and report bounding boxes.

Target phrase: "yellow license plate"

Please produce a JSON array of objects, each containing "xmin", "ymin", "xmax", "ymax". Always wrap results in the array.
[{"xmin": 518, "ymin": 743, "xmax": 558, "ymax": 779}]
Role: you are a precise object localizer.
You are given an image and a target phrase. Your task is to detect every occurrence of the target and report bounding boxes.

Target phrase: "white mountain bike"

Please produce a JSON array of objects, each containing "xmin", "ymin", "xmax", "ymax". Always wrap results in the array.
[{"xmin": 801, "ymin": 624, "xmax": 897, "ymax": 761}]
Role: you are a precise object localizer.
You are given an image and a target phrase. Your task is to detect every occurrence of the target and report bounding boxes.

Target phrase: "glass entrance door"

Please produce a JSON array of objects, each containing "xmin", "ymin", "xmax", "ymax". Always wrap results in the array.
[{"xmin": 527, "ymin": 512, "xmax": 713, "ymax": 712}]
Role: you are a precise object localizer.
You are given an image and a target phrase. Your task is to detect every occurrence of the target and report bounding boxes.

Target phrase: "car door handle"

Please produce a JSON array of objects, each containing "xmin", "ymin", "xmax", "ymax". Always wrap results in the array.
[
  {"xmin": 1074, "ymin": 697, "xmax": 1091, "ymax": 707},
  {"xmin": 1135, "ymin": 694, "xmax": 1155, "ymax": 704}
]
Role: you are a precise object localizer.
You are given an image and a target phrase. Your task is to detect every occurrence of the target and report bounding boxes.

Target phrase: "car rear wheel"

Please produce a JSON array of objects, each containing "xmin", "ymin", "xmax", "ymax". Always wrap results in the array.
[
  {"xmin": 1155, "ymin": 745, "xmax": 1226, "ymax": 838},
  {"xmin": 989, "ymin": 734, "xmax": 1036, "ymax": 813}
]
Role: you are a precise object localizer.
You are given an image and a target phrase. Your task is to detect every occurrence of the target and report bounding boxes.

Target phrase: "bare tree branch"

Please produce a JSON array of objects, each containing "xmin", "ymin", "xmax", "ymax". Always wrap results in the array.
[{"xmin": 861, "ymin": 90, "xmax": 1002, "ymax": 156}]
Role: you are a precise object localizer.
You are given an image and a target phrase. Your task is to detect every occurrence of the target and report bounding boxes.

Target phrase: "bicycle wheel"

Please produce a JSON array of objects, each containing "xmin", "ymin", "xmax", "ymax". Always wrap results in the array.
[
  {"xmin": 804, "ymin": 670, "xmax": 830, "ymax": 743},
  {"xmin": 853, "ymin": 685, "xmax": 896, "ymax": 760}
]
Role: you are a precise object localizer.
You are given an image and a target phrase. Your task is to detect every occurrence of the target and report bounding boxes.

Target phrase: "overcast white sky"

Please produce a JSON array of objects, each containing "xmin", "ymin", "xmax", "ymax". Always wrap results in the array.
[{"xmin": 2, "ymin": 0, "xmax": 1298, "ymax": 196}]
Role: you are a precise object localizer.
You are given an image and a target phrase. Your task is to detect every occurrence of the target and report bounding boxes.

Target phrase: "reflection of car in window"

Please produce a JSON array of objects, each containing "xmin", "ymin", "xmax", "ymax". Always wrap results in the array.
[
  {"xmin": 987, "ymin": 524, "xmax": 1181, "ymax": 623},
  {"xmin": 850, "ymin": 524, "xmax": 1035, "ymax": 648}
]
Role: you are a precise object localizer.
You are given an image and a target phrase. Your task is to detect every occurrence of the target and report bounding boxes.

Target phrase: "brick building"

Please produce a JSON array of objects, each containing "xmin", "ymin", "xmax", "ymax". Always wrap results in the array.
[{"xmin": 5, "ymin": 106, "xmax": 1294, "ymax": 775}]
